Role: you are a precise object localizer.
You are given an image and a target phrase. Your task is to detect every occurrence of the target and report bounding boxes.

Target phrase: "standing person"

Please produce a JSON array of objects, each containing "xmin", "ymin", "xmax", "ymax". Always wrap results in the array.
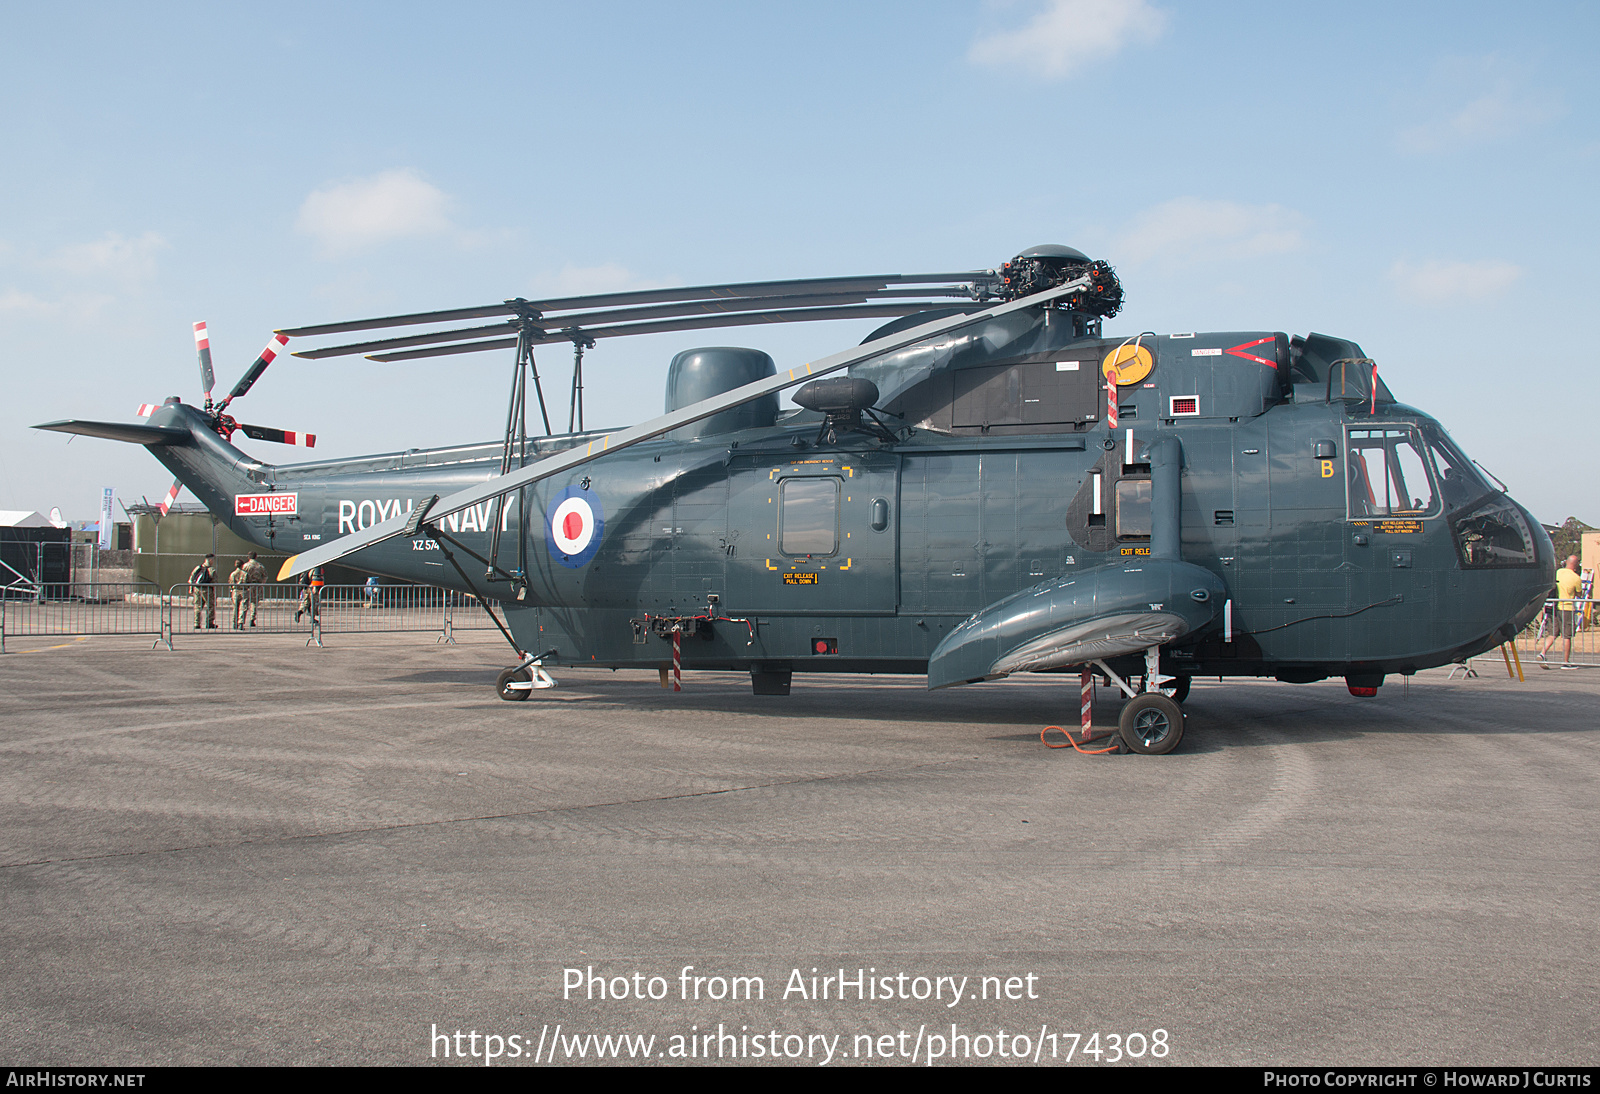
[
  {"xmin": 242, "ymin": 551, "xmax": 268, "ymax": 627},
  {"xmin": 228, "ymin": 558, "xmax": 249, "ymax": 629},
  {"xmin": 1539, "ymin": 555, "xmax": 1583, "ymax": 669},
  {"xmin": 189, "ymin": 553, "xmax": 217, "ymax": 630},
  {"xmin": 364, "ymin": 574, "xmax": 380, "ymax": 609},
  {"xmin": 296, "ymin": 566, "xmax": 323, "ymax": 624}
]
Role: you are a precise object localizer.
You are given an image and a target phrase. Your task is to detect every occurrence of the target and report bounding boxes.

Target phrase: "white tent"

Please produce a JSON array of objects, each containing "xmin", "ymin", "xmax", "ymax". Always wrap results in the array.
[{"xmin": 0, "ymin": 511, "xmax": 54, "ymax": 528}]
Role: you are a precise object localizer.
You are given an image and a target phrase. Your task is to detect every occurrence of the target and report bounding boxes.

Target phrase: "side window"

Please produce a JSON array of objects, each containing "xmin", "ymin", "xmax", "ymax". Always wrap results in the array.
[
  {"xmin": 1116, "ymin": 478, "xmax": 1152, "ymax": 538},
  {"xmin": 1347, "ymin": 428, "xmax": 1437, "ymax": 518},
  {"xmin": 780, "ymin": 477, "xmax": 839, "ymax": 555}
]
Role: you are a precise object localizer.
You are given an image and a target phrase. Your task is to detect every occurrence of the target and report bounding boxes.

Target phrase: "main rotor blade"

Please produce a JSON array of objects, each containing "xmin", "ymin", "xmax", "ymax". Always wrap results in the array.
[
  {"xmin": 368, "ymin": 303, "xmax": 985, "ymax": 363},
  {"xmin": 290, "ymin": 288, "xmax": 977, "ymax": 361},
  {"xmin": 291, "ymin": 322, "xmax": 517, "ymax": 360},
  {"xmin": 278, "ymin": 277, "xmax": 1085, "ymax": 581},
  {"xmin": 276, "ymin": 271, "xmax": 995, "ymax": 339}
]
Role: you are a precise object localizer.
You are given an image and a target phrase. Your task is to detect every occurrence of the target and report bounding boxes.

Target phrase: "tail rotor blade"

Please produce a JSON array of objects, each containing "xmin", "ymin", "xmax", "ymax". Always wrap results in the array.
[
  {"xmin": 220, "ymin": 333, "xmax": 290, "ymax": 408},
  {"xmin": 158, "ymin": 479, "xmax": 182, "ymax": 515},
  {"xmin": 237, "ymin": 423, "xmax": 315, "ymax": 448},
  {"xmin": 193, "ymin": 322, "xmax": 215, "ymax": 401}
]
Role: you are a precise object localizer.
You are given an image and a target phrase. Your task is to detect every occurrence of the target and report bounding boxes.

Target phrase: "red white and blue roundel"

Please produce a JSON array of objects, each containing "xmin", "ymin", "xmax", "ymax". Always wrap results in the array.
[{"xmin": 545, "ymin": 485, "xmax": 604, "ymax": 568}]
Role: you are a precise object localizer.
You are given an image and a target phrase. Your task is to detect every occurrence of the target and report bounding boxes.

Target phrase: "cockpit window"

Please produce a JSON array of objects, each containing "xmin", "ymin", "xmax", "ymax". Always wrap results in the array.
[
  {"xmin": 1409, "ymin": 422, "xmax": 1538, "ymax": 568},
  {"xmin": 1417, "ymin": 424, "xmax": 1492, "ymax": 513},
  {"xmin": 1454, "ymin": 496, "xmax": 1538, "ymax": 568},
  {"xmin": 1347, "ymin": 428, "xmax": 1436, "ymax": 518}
]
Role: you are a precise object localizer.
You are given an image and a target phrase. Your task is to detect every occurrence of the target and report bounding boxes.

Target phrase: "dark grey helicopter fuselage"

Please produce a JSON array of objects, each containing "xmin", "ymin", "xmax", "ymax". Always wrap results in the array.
[{"xmin": 141, "ymin": 309, "xmax": 1553, "ymax": 689}]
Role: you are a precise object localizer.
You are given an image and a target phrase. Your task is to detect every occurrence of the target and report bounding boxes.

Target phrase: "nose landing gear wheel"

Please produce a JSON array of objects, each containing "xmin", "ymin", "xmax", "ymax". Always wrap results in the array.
[
  {"xmin": 1118, "ymin": 693, "xmax": 1185, "ymax": 754},
  {"xmin": 496, "ymin": 666, "xmax": 532, "ymax": 701}
]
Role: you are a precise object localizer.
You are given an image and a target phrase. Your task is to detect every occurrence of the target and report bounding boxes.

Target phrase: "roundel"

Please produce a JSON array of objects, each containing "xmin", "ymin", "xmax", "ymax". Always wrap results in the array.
[{"xmin": 545, "ymin": 485, "xmax": 604, "ymax": 568}]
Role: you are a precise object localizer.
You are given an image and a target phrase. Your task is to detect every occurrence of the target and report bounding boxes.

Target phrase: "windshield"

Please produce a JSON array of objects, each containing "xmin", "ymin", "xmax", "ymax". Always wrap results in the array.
[
  {"xmin": 1414, "ymin": 421, "xmax": 1538, "ymax": 568},
  {"xmin": 1417, "ymin": 423, "xmax": 1494, "ymax": 513}
]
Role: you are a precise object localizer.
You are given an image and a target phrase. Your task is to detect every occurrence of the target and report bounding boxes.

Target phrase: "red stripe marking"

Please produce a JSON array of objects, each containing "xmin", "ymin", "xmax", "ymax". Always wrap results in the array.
[
  {"xmin": 258, "ymin": 333, "xmax": 288, "ymax": 362},
  {"xmin": 1224, "ymin": 336, "xmax": 1277, "ymax": 367}
]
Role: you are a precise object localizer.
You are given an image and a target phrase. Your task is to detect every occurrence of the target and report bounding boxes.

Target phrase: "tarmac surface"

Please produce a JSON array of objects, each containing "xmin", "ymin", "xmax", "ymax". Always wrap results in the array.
[{"xmin": 0, "ymin": 631, "xmax": 1594, "ymax": 1067}]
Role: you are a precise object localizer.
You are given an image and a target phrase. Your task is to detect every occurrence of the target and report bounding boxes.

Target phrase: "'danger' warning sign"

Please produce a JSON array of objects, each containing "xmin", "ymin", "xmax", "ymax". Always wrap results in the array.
[{"xmin": 235, "ymin": 493, "xmax": 298, "ymax": 516}]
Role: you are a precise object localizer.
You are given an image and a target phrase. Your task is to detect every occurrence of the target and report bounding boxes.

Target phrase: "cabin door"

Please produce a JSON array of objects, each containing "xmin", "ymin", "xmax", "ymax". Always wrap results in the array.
[{"xmin": 723, "ymin": 451, "xmax": 897, "ymax": 615}]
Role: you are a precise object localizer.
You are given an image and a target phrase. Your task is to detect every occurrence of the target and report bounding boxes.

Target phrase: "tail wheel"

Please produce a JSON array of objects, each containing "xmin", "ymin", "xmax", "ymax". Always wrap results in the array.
[
  {"xmin": 496, "ymin": 666, "xmax": 532, "ymax": 701},
  {"xmin": 1118, "ymin": 693, "xmax": 1185, "ymax": 755}
]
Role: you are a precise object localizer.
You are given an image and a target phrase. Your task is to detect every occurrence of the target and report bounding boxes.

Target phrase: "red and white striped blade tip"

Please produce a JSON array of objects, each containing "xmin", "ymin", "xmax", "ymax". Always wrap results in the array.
[
  {"xmin": 241, "ymin": 424, "xmax": 317, "ymax": 447},
  {"xmin": 136, "ymin": 403, "xmax": 158, "ymax": 417},
  {"xmin": 258, "ymin": 333, "xmax": 289, "ymax": 362}
]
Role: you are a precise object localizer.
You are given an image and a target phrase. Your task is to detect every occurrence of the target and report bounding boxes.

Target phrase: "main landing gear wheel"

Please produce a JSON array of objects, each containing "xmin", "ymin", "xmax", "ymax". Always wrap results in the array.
[
  {"xmin": 1118, "ymin": 693, "xmax": 1185, "ymax": 755},
  {"xmin": 496, "ymin": 666, "xmax": 532, "ymax": 701},
  {"xmin": 1160, "ymin": 675, "xmax": 1191, "ymax": 703}
]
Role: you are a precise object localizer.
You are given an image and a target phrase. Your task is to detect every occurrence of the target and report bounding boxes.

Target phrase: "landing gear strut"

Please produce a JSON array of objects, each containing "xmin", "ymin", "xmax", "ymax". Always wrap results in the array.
[
  {"xmin": 1090, "ymin": 646, "xmax": 1187, "ymax": 755},
  {"xmin": 495, "ymin": 649, "xmax": 557, "ymax": 701}
]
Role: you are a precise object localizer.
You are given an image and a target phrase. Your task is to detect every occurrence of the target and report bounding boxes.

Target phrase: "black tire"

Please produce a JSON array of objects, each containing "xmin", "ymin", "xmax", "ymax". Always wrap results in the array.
[
  {"xmin": 1161, "ymin": 675, "xmax": 1191, "ymax": 704},
  {"xmin": 1118, "ymin": 693, "xmax": 1185, "ymax": 755},
  {"xmin": 496, "ymin": 666, "xmax": 532, "ymax": 701}
]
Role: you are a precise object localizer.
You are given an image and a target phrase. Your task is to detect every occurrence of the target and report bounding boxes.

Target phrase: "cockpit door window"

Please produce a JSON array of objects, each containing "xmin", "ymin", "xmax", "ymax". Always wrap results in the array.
[{"xmin": 1347, "ymin": 428, "xmax": 1437, "ymax": 519}]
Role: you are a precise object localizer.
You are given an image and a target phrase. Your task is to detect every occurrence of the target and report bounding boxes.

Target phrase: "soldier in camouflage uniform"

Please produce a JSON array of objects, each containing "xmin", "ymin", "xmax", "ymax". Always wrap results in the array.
[
  {"xmin": 242, "ymin": 551, "xmax": 268, "ymax": 626},
  {"xmin": 296, "ymin": 566, "xmax": 323, "ymax": 624},
  {"xmin": 190, "ymin": 554, "xmax": 217, "ymax": 629},
  {"xmin": 228, "ymin": 559, "xmax": 249, "ymax": 629}
]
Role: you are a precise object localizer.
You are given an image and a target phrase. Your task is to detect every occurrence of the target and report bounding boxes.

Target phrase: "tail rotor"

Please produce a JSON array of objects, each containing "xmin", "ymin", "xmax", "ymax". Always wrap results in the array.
[{"xmin": 146, "ymin": 324, "xmax": 316, "ymax": 450}]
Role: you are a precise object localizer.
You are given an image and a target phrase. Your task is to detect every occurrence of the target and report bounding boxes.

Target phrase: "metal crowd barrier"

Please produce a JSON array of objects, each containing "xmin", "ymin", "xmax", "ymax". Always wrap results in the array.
[
  {"xmin": 1515, "ymin": 597, "xmax": 1596, "ymax": 667},
  {"xmin": 0, "ymin": 582, "xmax": 505, "ymax": 653},
  {"xmin": 0, "ymin": 582, "xmax": 166, "ymax": 651}
]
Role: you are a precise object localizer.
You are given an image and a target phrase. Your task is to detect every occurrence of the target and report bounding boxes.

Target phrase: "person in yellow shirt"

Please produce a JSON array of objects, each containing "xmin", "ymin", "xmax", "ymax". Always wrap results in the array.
[{"xmin": 1539, "ymin": 555, "xmax": 1583, "ymax": 668}]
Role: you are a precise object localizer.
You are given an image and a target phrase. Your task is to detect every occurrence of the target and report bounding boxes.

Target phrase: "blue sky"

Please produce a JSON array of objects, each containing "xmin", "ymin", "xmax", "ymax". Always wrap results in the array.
[{"xmin": 3, "ymin": 1, "xmax": 1595, "ymax": 524}]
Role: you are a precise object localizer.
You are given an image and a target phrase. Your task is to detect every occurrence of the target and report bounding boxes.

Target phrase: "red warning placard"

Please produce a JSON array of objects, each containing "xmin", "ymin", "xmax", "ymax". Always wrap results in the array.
[{"xmin": 235, "ymin": 493, "xmax": 298, "ymax": 516}]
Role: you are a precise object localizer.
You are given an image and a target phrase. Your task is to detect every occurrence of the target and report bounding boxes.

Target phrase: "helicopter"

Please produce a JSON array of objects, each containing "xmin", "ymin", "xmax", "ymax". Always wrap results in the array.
[{"xmin": 35, "ymin": 245, "xmax": 1555, "ymax": 754}]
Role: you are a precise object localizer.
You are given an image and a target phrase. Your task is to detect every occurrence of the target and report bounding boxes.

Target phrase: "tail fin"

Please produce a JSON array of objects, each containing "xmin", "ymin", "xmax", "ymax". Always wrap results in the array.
[
  {"xmin": 35, "ymin": 401, "xmax": 276, "ymax": 536},
  {"xmin": 34, "ymin": 420, "xmax": 187, "ymax": 445}
]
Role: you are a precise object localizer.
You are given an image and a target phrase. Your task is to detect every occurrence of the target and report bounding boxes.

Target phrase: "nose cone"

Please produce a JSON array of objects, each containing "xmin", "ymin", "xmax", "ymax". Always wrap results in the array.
[
  {"xmin": 928, "ymin": 559, "xmax": 1226, "ymax": 689},
  {"xmin": 1505, "ymin": 500, "xmax": 1557, "ymax": 634}
]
